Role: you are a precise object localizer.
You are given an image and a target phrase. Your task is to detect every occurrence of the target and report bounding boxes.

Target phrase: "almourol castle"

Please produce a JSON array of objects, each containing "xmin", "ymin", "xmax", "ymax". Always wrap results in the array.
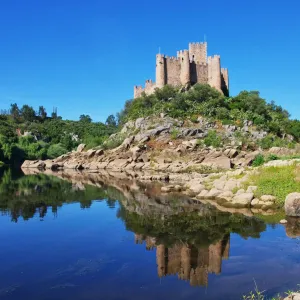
[{"xmin": 134, "ymin": 41, "xmax": 229, "ymax": 98}]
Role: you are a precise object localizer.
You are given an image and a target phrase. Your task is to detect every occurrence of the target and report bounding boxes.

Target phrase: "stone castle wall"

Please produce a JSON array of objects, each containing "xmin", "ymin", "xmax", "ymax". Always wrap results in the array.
[
  {"xmin": 151, "ymin": 235, "xmax": 231, "ymax": 286},
  {"xmin": 189, "ymin": 42, "xmax": 207, "ymax": 64},
  {"xmin": 165, "ymin": 57, "xmax": 181, "ymax": 86},
  {"xmin": 134, "ymin": 41, "xmax": 229, "ymax": 98}
]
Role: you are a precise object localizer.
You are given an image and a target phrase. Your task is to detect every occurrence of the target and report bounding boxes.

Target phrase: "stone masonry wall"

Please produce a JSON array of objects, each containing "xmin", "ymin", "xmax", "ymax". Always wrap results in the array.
[
  {"xmin": 189, "ymin": 42, "xmax": 207, "ymax": 64},
  {"xmin": 165, "ymin": 57, "xmax": 181, "ymax": 86},
  {"xmin": 145, "ymin": 79, "xmax": 157, "ymax": 95},
  {"xmin": 195, "ymin": 63, "xmax": 208, "ymax": 84}
]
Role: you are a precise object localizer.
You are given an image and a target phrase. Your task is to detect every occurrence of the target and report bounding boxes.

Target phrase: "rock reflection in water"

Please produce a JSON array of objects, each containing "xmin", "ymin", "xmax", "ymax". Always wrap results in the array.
[
  {"xmin": 2, "ymin": 168, "xmax": 300, "ymax": 299},
  {"xmin": 135, "ymin": 234, "xmax": 230, "ymax": 287}
]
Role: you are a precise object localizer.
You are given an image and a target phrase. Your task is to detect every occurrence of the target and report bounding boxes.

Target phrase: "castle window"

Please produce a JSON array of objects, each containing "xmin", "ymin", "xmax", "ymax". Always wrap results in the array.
[
  {"xmin": 182, "ymin": 57, "xmax": 184, "ymax": 61},
  {"xmin": 192, "ymin": 55, "xmax": 195, "ymax": 61}
]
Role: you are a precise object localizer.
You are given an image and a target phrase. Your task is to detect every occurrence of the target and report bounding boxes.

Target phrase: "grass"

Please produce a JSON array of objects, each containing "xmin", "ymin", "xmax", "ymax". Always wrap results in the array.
[
  {"xmin": 246, "ymin": 164, "xmax": 300, "ymax": 205},
  {"xmin": 232, "ymin": 186, "xmax": 240, "ymax": 194},
  {"xmin": 277, "ymin": 154, "xmax": 300, "ymax": 160},
  {"xmin": 209, "ymin": 174, "xmax": 223, "ymax": 180},
  {"xmin": 252, "ymin": 153, "xmax": 300, "ymax": 168},
  {"xmin": 133, "ymin": 128, "xmax": 141, "ymax": 135},
  {"xmin": 231, "ymin": 173, "xmax": 245, "ymax": 180},
  {"xmin": 242, "ymin": 281, "xmax": 299, "ymax": 299},
  {"xmin": 179, "ymin": 165, "xmax": 222, "ymax": 174}
]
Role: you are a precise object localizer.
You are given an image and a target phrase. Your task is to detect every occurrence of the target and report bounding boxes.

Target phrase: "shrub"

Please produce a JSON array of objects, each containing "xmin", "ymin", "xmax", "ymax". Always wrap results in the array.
[
  {"xmin": 204, "ymin": 130, "xmax": 222, "ymax": 148},
  {"xmin": 196, "ymin": 139, "xmax": 204, "ymax": 148},
  {"xmin": 258, "ymin": 135, "xmax": 286, "ymax": 150},
  {"xmin": 47, "ymin": 144, "xmax": 68, "ymax": 159},
  {"xmin": 170, "ymin": 128, "xmax": 180, "ymax": 140},
  {"xmin": 215, "ymin": 107, "xmax": 229, "ymax": 120},
  {"xmin": 252, "ymin": 154, "xmax": 265, "ymax": 167},
  {"xmin": 233, "ymin": 131, "xmax": 253, "ymax": 149},
  {"xmin": 83, "ymin": 136, "xmax": 106, "ymax": 150},
  {"xmin": 222, "ymin": 119, "xmax": 234, "ymax": 125},
  {"xmin": 102, "ymin": 134, "xmax": 125, "ymax": 150},
  {"xmin": 267, "ymin": 154, "xmax": 279, "ymax": 161},
  {"xmin": 190, "ymin": 115, "xmax": 198, "ymax": 123}
]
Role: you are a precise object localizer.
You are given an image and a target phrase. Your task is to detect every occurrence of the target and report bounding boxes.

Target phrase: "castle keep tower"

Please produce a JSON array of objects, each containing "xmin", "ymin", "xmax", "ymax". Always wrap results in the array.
[{"xmin": 134, "ymin": 41, "xmax": 229, "ymax": 98}]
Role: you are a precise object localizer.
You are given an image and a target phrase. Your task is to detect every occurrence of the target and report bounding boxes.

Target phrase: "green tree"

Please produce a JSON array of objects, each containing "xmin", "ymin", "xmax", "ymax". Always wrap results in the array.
[
  {"xmin": 21, "ymin": 105, "xmax": 36, "ymax": 122},
  {"xmin": 38, "ymin": 106, "xmax": 47, "ymax": 120},
  {"xmin": 10, "ymin": 103, "xmax": 20, "ymax": 121},
  {"xmin": 105, "ymin": 114, "xmax": 117, "ymax": 127},
  {"xmin": 60, "ymin": 134, "xmax": 76, "ymax": 151},
  {"xmin": 79, "ymin": 114, "xmax": 92, "ymax": 123},
  {"xmin": 47, "ymin": 144, "xmax": 68, "ymax": 159}
]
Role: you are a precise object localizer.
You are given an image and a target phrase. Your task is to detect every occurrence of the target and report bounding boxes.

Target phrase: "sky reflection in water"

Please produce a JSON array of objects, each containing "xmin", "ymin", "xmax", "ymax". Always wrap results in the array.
[{"xmin": 0, "ymin": 169, "xmax": 299, "ymax": 300}]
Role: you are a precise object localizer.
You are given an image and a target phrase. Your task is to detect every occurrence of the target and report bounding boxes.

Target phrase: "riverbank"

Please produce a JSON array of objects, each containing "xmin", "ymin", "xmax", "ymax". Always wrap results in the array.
[
  {"xmin": 21, "ymin": 155, "xmax": 300, "ymax": 218},
  {"xmin": 20, "ymin": 114, "xmax": 300, "ymax": 218},
  {"xmin": 20, "ymin": 167, "xmax": 300, "ymax": 230}
]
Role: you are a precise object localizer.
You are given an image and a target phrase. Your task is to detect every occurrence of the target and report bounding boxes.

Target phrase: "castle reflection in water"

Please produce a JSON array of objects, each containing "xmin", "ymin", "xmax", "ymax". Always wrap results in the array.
[{"xmin": 134, "ymin": 234, "xmax": 230, "ymax": 286}]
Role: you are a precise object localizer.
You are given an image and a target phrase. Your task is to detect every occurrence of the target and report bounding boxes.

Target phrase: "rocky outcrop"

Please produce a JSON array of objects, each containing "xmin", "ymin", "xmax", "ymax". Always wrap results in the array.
[
  {"xmin": 77, "ymin": 144, "xmax": 86, "ymax": 152},
  {"xmin": 20, "ymin": 115, "xmax": 300, "ymax": 214},
  {"xmin": 22, "ymin": 160, "xmax": 46, "ymax": 170},
  {"xmin": 20, "ymin": 115, "xmax": 284, "ymax": 173},
  {"xmin": 284, "ymin": 293, "xmax": 300, "ymax": 300},
  {"xmin": 202, "ymin": 155, "xmax": 231, "ymax": 169},
  {"xmin": 285, "ymin": 193, "xmax": 300, "ymax": 217}
]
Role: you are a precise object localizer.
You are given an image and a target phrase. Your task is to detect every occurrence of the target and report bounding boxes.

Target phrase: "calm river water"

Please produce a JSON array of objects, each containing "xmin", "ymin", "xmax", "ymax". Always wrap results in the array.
[{"xmin": 0, "ymin": 168, "xmax": 300, "ymax": 300}]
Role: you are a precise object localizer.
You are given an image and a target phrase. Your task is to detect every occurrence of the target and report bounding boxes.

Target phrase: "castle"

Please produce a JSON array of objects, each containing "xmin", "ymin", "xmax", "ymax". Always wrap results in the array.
[
  {"xmin": 134, "ymin": 41, "xmax": 229, "ymax": 98},
  {"xmin": 135, "ymin": 233, "xmax": 230, "ymax": 287}
]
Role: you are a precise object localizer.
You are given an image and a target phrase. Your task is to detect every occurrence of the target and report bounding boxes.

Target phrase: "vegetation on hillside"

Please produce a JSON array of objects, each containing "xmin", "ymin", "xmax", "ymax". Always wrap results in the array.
[
  {"xmin": 118, "ymin": 84, "xmax": 300, "ymax": 143},
  {"xmin": 1, "ymin": 84, "xmax": 300, "ymax": 165},
  {"xmin": 0, "ymin": 104, "xmax": 117, "ymax": 166}
]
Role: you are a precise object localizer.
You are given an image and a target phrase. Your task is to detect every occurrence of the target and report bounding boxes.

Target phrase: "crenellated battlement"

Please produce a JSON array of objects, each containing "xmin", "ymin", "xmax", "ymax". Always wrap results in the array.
[
  {"xmin": 177, "ymin": 49, "xmax": 189, "ymax": 57},
  {"xmin": 189, "ymin": 42, "xmax": 207, "ymax": 45},
  {"xmin": 208, "ymin": 55, "xmax": 220, "ymax": 60},
  {"xmin": 134, "ymin": 40, "xmax": 229, "ymax": 98}
]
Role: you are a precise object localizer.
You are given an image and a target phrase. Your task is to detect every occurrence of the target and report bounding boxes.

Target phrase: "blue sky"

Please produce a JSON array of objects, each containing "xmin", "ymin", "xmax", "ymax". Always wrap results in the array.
[{"xmin": 0, "ymin": 0, "xmax": 299, "ymax": 121}]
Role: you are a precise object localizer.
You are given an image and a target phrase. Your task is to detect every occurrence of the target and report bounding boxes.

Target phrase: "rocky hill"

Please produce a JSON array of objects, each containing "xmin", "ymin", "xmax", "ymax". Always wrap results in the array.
[
  {"xmin": 22, "ymin": 113, "xmax": 299, "ymax": 173},
  {"xmin": 21, "ymin": 84, "xmax": 300, "ymax": 216}
]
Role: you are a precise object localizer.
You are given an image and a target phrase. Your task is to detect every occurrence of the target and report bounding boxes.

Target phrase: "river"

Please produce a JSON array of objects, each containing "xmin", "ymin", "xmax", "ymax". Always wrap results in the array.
[{"xmin": 0, "ymin": 168, "xmax": 299, "ymax": 300}]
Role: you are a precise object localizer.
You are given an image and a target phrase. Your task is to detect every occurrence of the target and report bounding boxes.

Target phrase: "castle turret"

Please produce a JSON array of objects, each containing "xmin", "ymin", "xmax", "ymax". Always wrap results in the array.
[
  {"xmin": 208, "ymin": 55, "xmax": 222, "ymax": 92},
  {"xmin": 208, "ymin": 240, "xmax": 222, "ymax": 275},
  {"xmin": 189, "ymin": 42, "xmax": 207, "ymax": 64},
  {"xmin": 180, "ymin": 245, "xmax": 191, "ymax": 280},
  {"xmin": 156, "ymin": 54, "xmax": 165, "ymax": 88},
  {"xmin": 156, "ymin": 244, "xmax": 166, "ymax": 277},
  {"xmin": 221, "ymin": 68, "xmax": 229, "ymax": 96},
  {"xmin": 179, "ymin": 50, "xmax": 190, "ymax": 85}
]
